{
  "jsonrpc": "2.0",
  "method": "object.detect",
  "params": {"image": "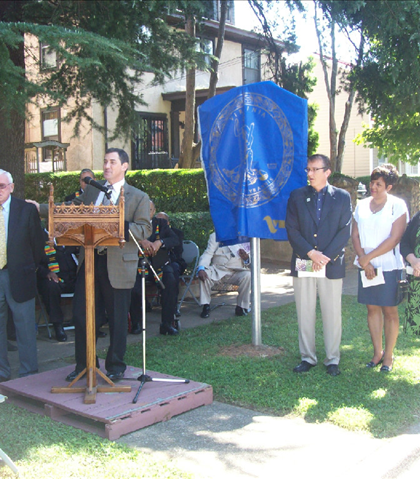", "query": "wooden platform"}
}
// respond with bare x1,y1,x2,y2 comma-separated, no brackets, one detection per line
0,362,213,440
